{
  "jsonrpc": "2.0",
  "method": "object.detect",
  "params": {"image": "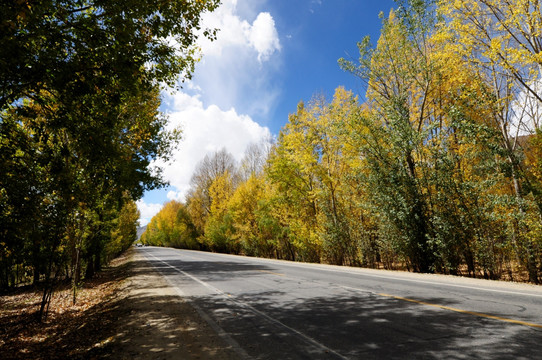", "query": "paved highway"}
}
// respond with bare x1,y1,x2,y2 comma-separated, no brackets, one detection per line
139,246,542,359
